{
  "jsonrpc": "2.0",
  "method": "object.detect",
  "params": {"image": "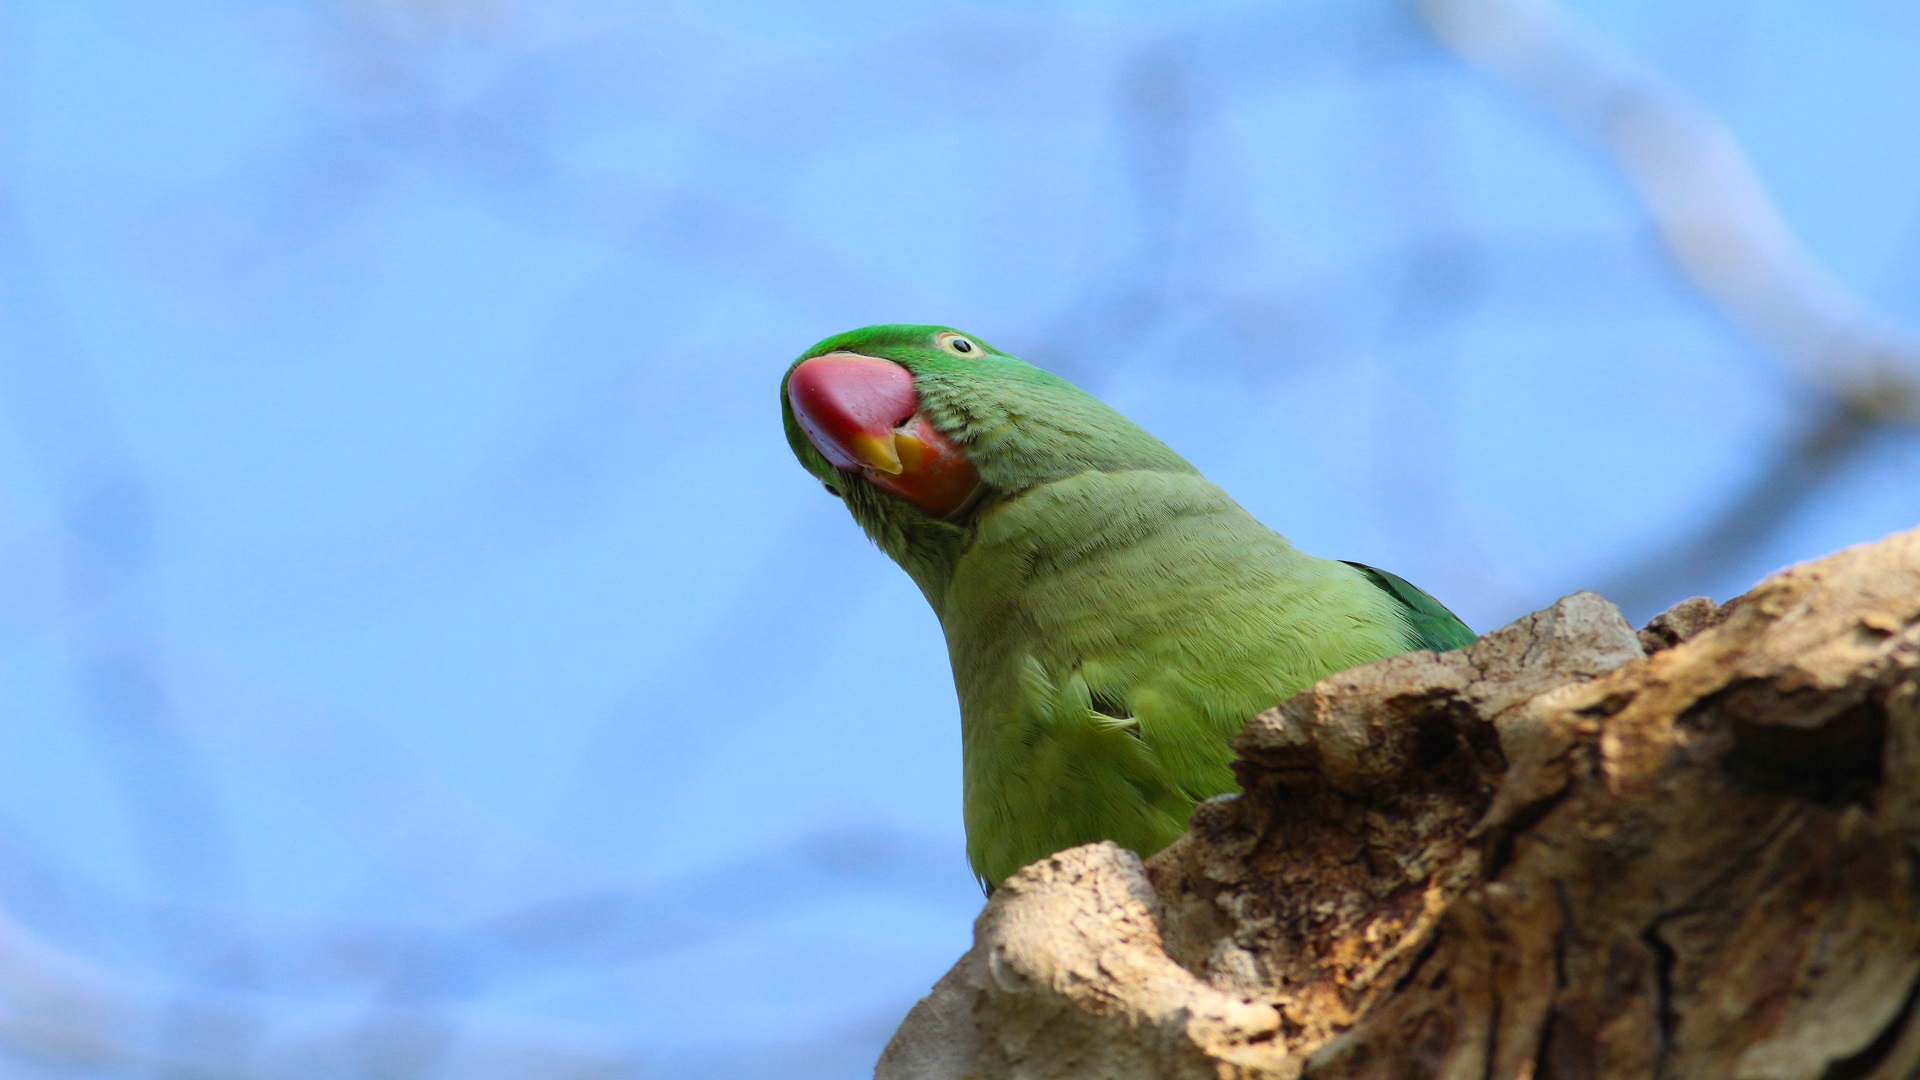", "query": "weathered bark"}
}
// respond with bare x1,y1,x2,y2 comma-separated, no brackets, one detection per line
878,527,1920,1080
